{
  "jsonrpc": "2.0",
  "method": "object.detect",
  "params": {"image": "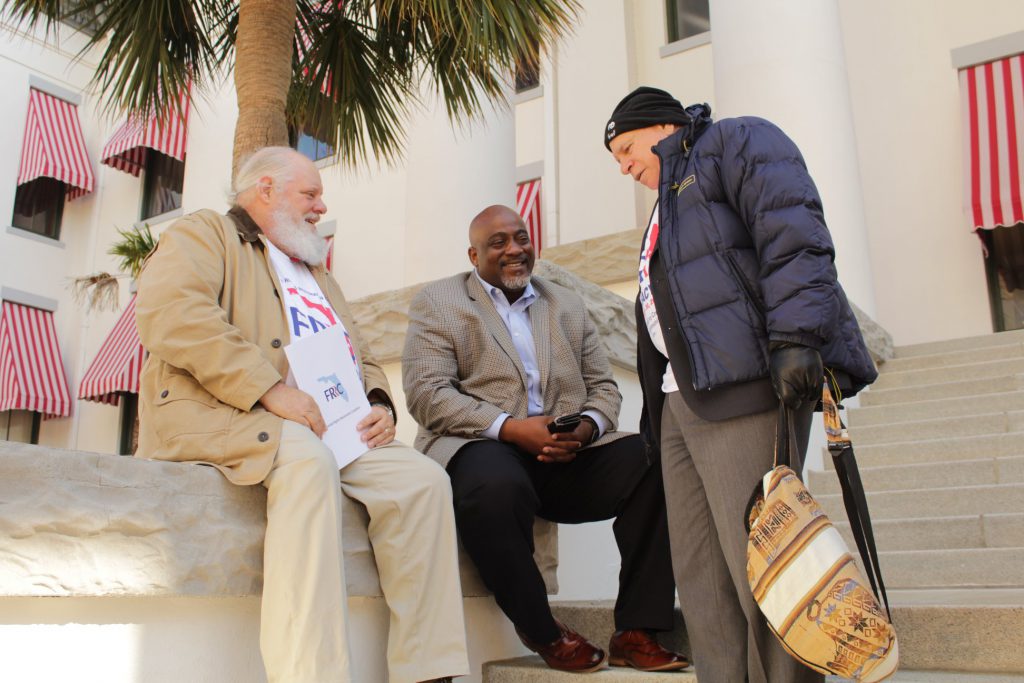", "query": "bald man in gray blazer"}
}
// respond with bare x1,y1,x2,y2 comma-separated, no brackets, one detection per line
402,205,688,675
